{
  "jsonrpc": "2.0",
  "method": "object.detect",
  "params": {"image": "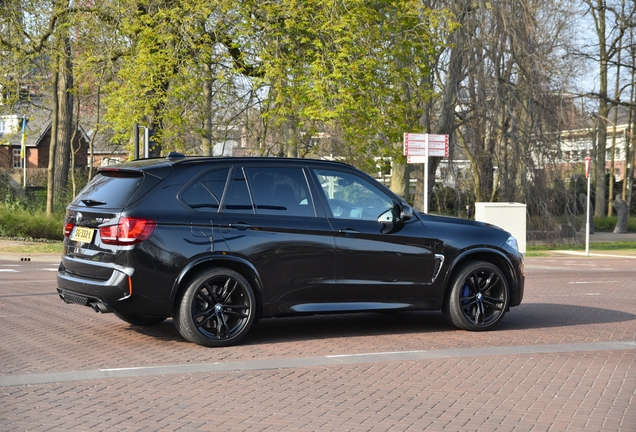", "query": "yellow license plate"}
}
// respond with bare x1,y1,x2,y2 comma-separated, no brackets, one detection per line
71,226,95,243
